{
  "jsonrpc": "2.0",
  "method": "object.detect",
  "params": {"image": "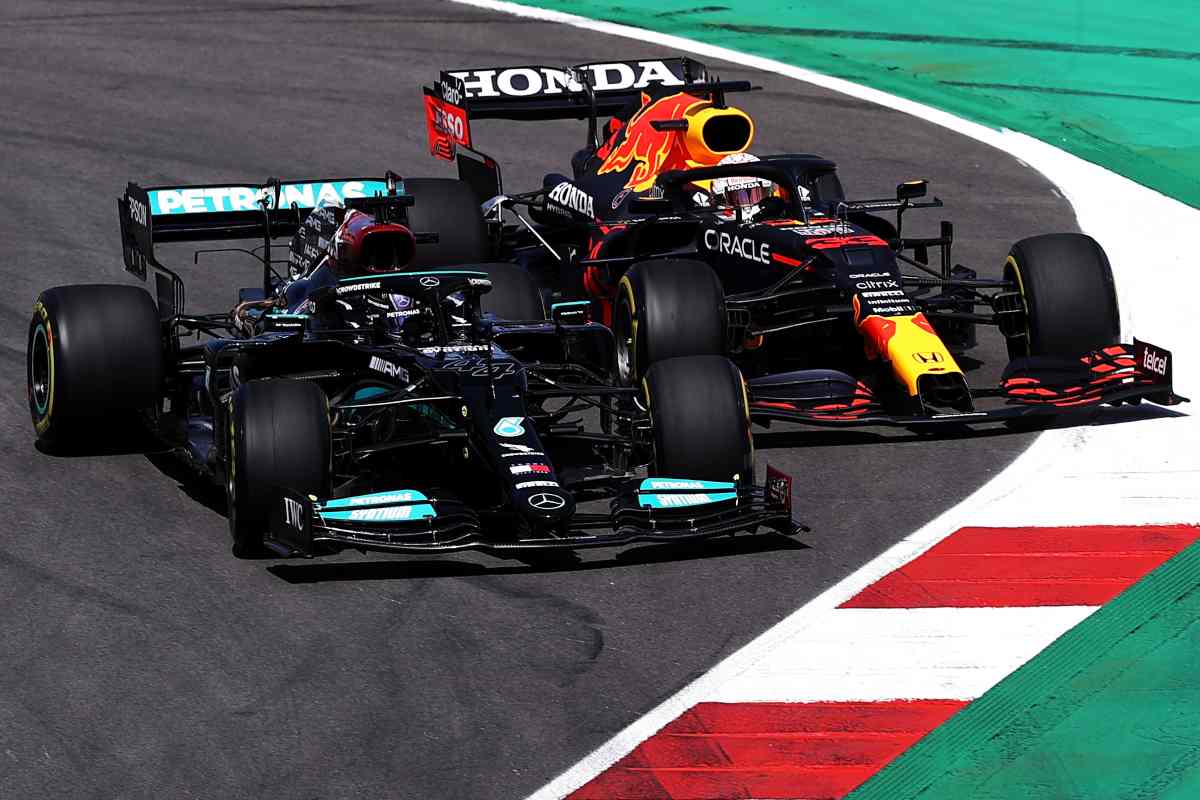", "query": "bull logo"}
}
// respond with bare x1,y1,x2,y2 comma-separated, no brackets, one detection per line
597,92,753,192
